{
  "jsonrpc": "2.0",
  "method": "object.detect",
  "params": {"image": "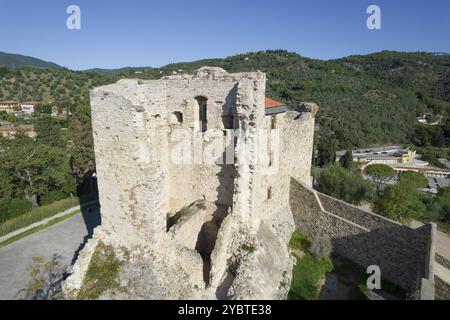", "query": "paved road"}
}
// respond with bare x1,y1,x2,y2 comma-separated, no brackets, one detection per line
0,209,100,300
